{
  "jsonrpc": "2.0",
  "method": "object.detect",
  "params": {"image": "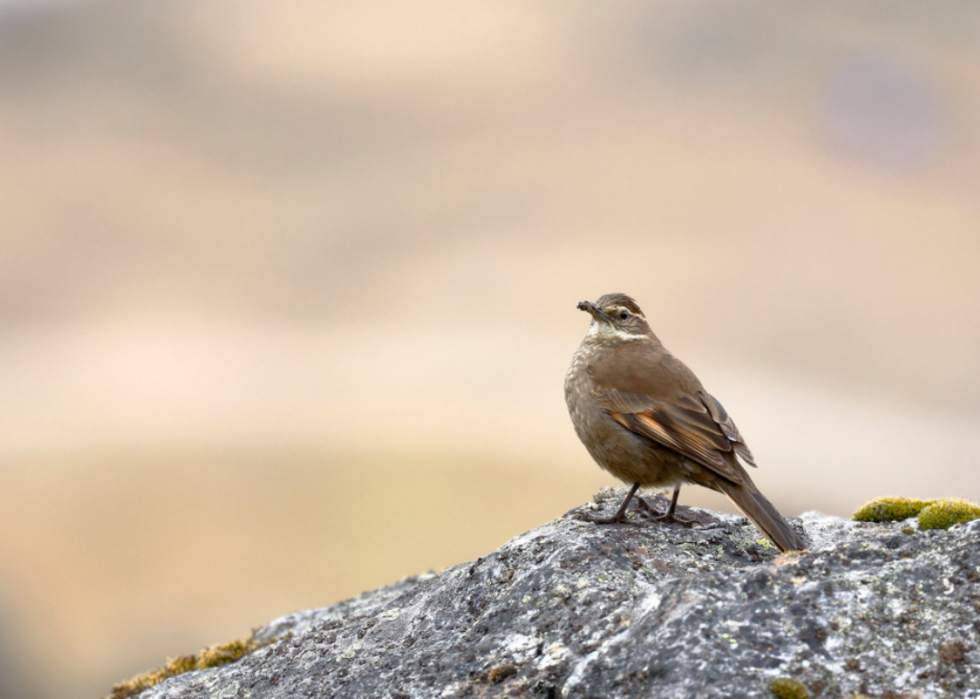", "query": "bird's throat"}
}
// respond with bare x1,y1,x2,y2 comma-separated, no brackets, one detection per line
587,321,647,343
